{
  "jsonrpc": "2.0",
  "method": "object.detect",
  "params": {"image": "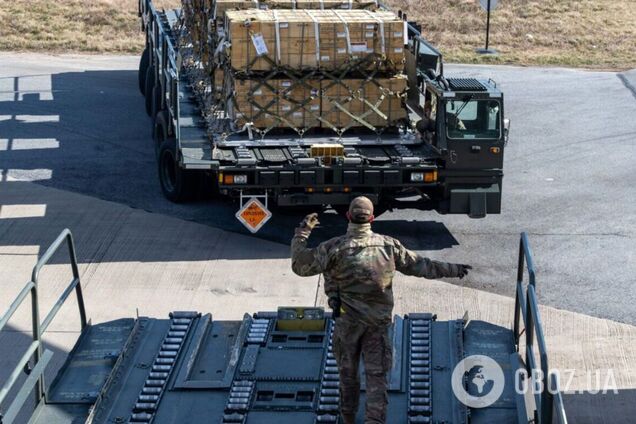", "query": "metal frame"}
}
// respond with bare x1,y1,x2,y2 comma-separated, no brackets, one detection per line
0,229,87,424
513,232,568,424
140,0,181,146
